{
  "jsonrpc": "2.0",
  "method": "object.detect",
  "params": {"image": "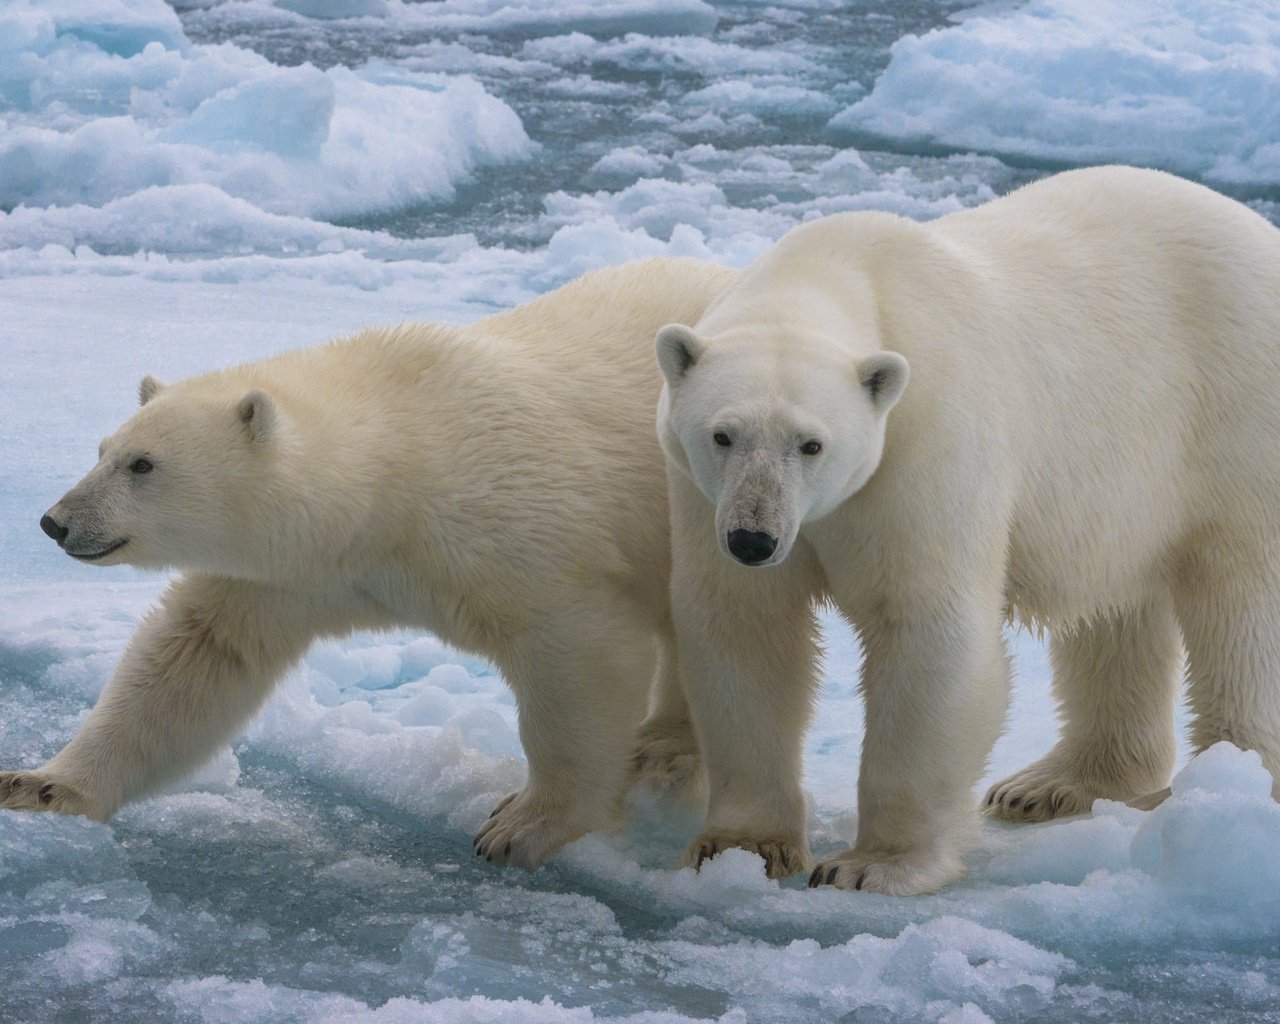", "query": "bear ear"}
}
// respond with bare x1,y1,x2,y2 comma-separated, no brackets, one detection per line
237,389,276,443
856,352,909,412
139,375,166,406
655,324,704,385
